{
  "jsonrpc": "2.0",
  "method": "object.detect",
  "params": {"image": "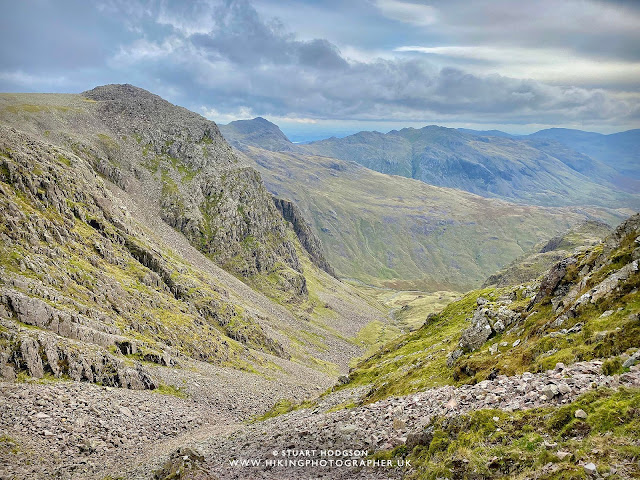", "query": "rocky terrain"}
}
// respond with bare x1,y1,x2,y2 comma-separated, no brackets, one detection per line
0,86,638,480
119,213,638,480
0,86,389,478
